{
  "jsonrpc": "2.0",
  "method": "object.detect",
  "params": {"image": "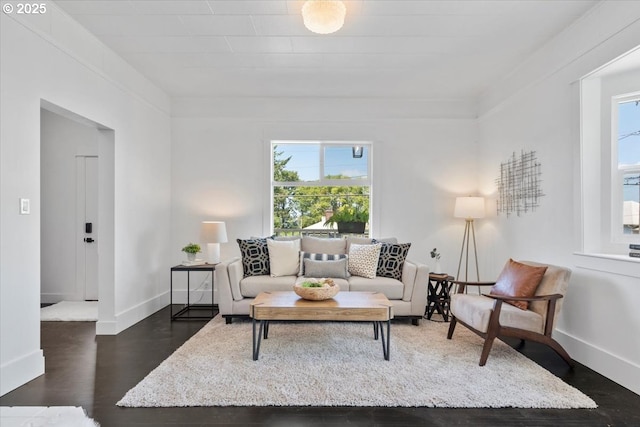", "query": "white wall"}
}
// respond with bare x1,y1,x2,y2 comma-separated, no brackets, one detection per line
170,98,479,289
1,5,172,395
40,109,99,303
477,2,640,394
